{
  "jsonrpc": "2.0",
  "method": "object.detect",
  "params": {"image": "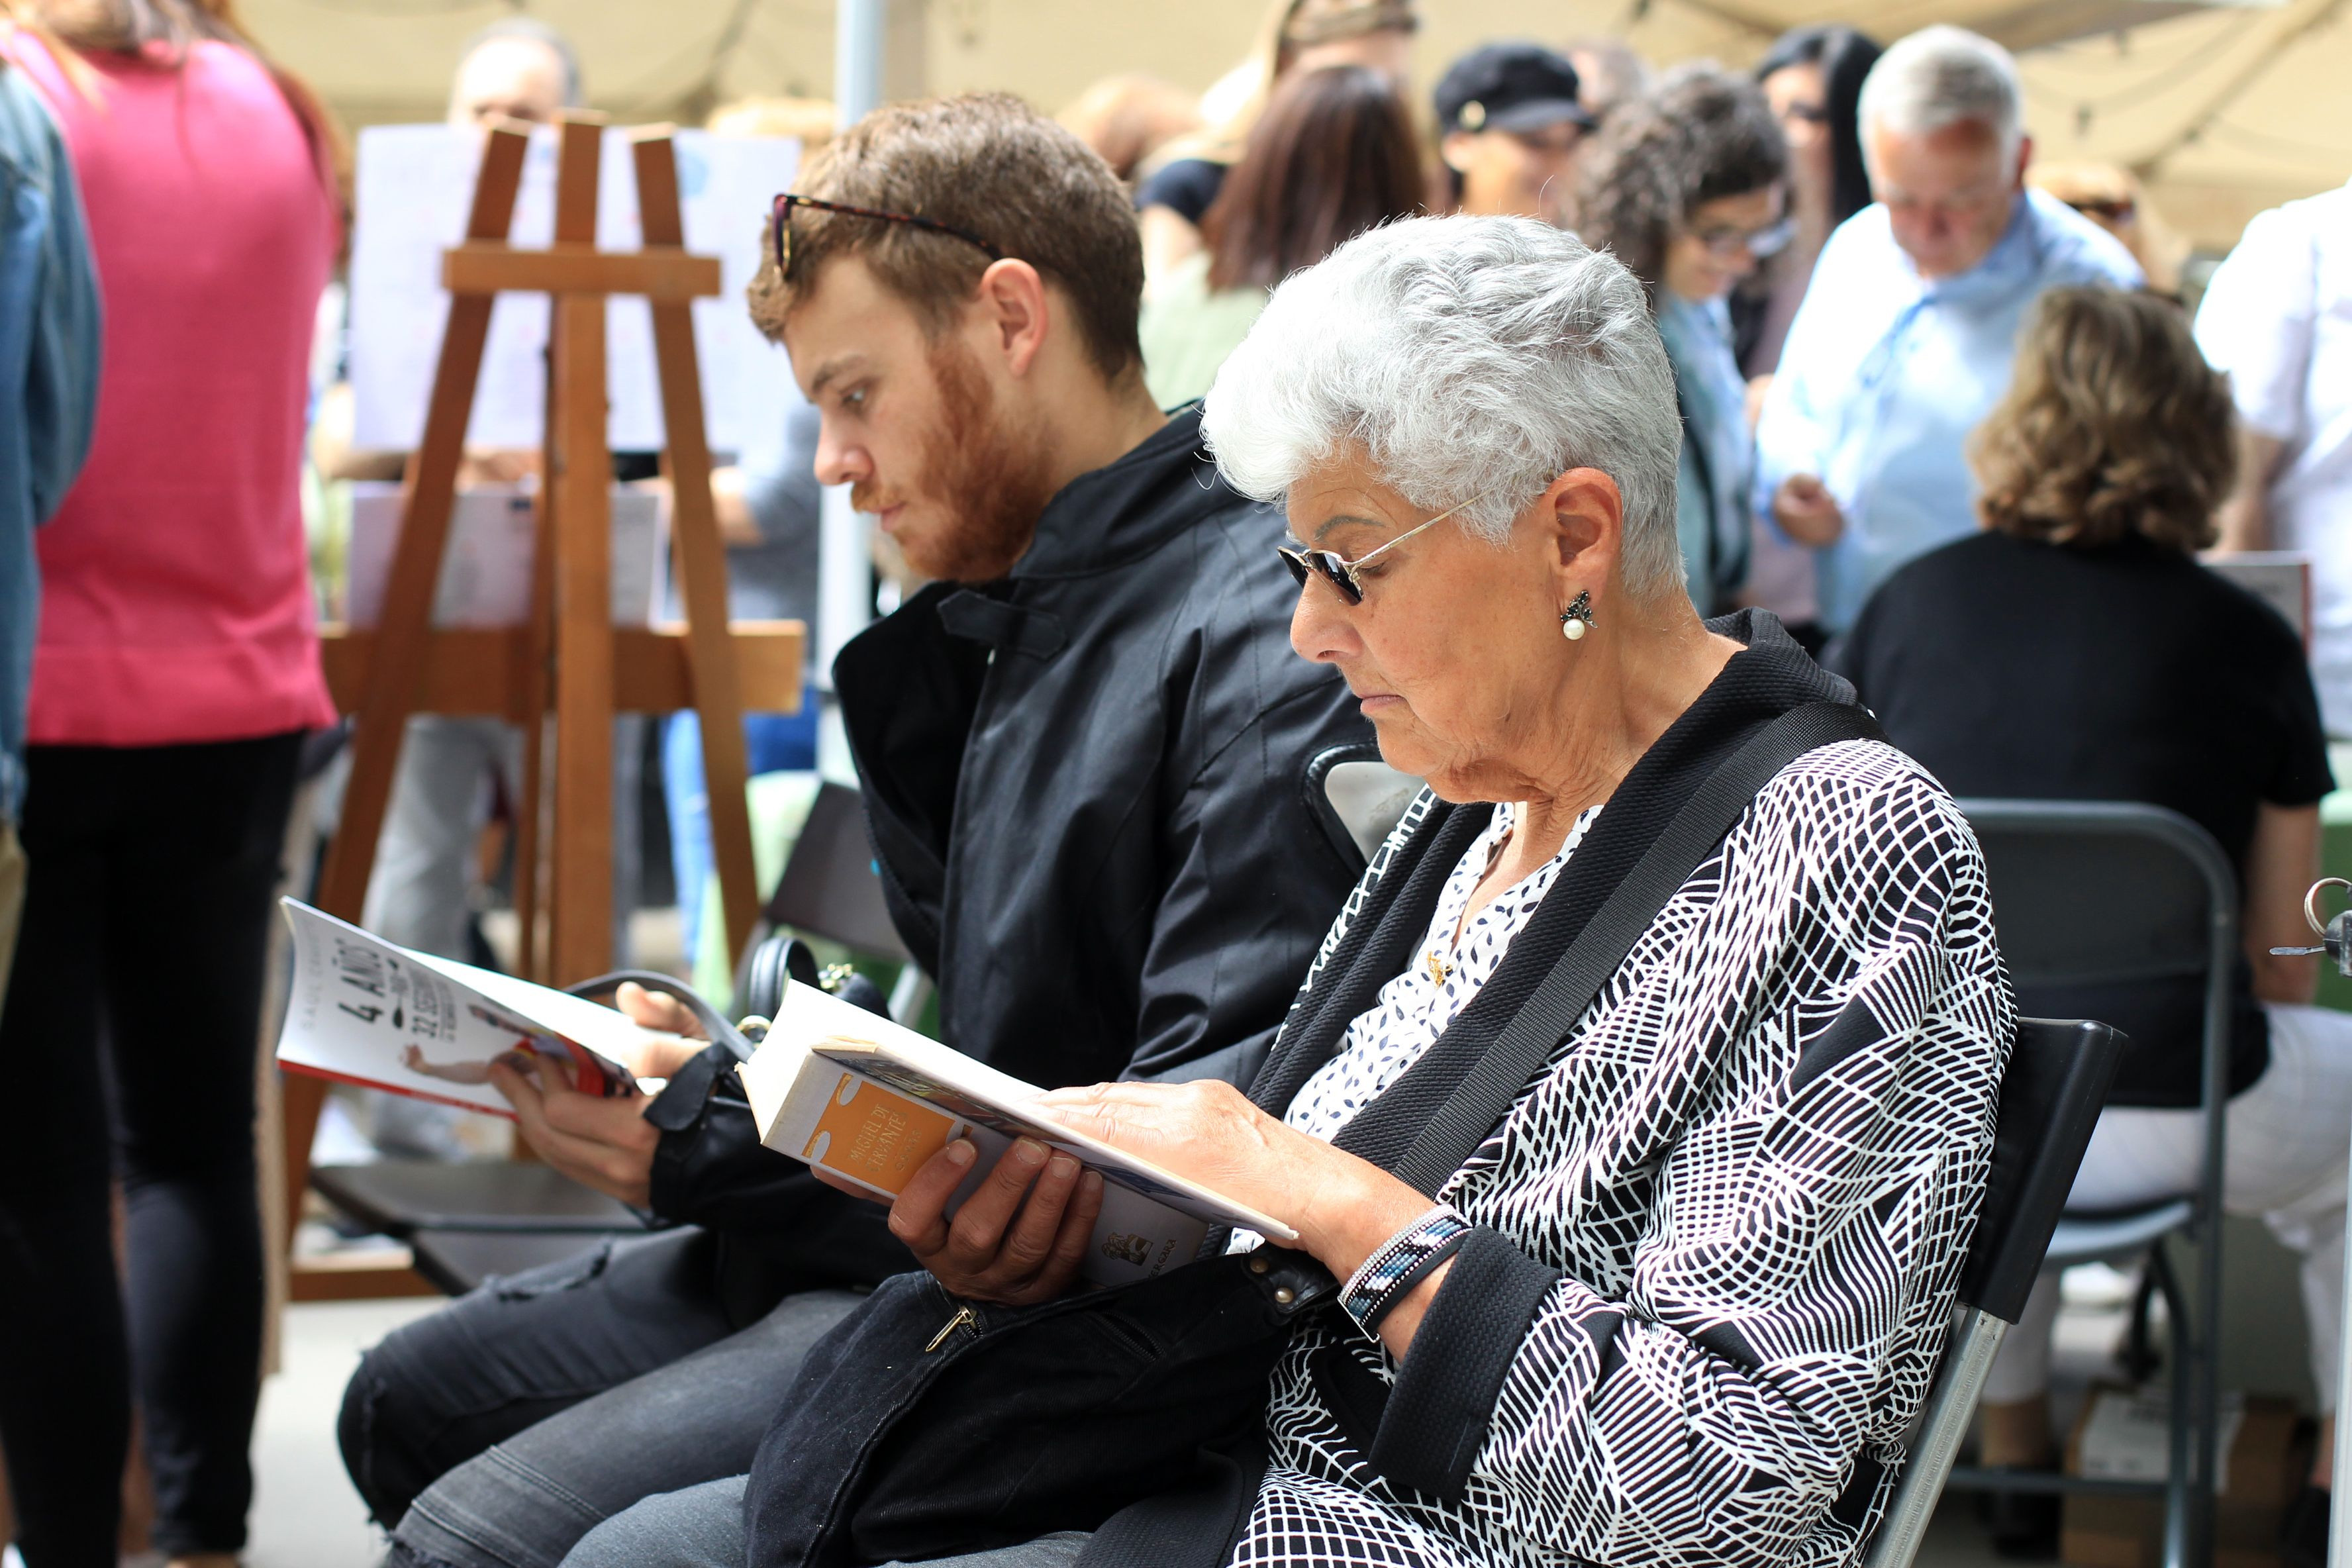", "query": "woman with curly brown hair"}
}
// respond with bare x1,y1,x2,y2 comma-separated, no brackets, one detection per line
1575,64,1787,614
1837,285,2350,1562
